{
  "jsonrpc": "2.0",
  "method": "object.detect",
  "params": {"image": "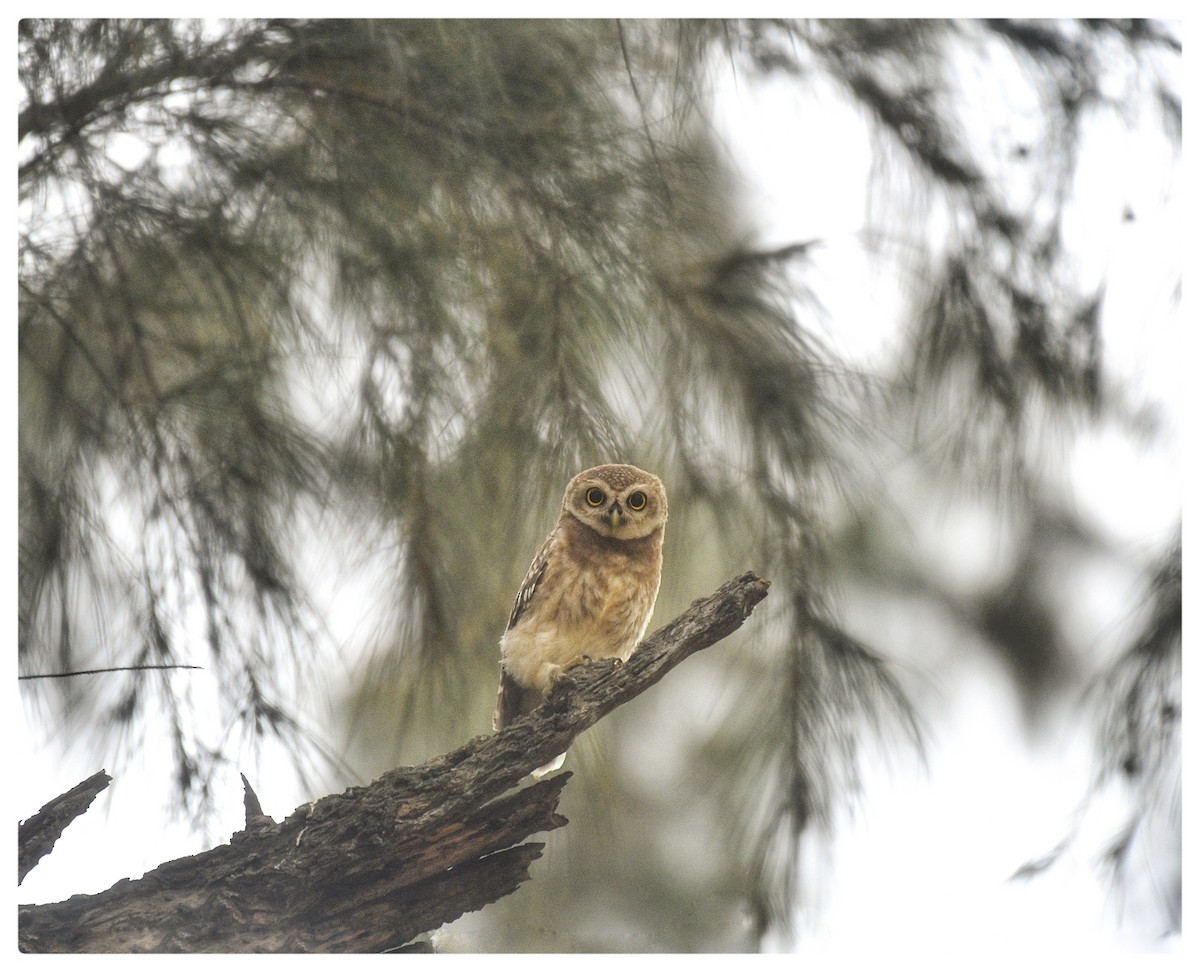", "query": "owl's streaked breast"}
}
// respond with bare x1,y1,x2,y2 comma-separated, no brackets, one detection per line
499,515,662,696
